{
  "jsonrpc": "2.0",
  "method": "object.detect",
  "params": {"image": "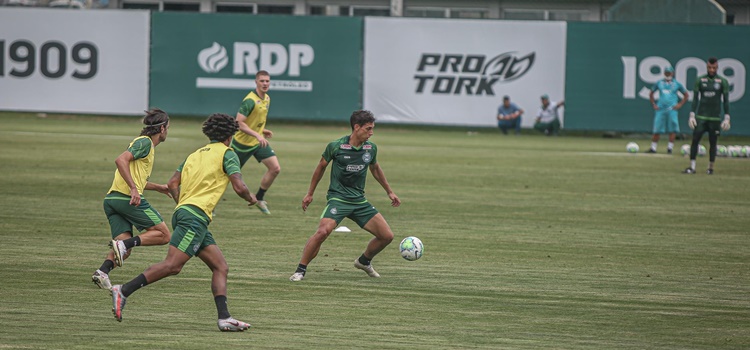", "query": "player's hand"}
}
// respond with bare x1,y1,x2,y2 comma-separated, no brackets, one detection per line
301,194,314,212
652,104,659,110
388,192,401,207
262,129,273,138
156,184,173,199
246,193,258,207
129,187,141,206
688,113,697,129
721,114,731,131
256,136,269,148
